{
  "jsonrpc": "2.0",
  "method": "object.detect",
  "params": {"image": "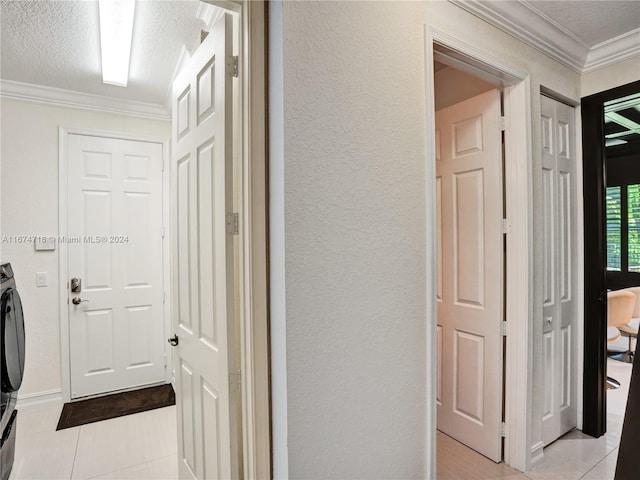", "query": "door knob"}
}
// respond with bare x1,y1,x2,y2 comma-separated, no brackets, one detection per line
168,334,179,346
72,297,88,305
